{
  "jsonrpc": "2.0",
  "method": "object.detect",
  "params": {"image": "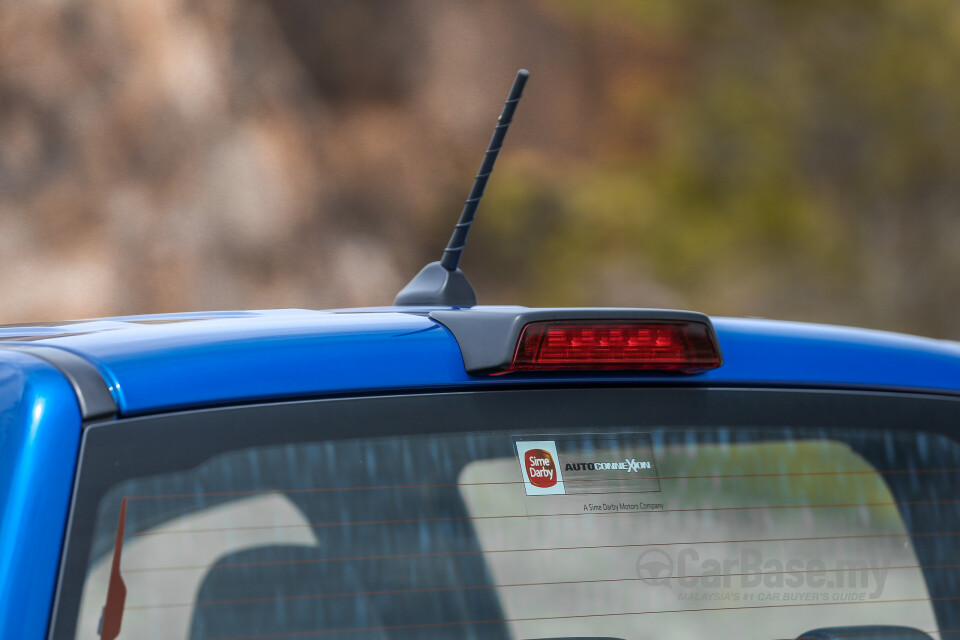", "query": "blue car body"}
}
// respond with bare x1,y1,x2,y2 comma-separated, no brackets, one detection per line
2,306,960,639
